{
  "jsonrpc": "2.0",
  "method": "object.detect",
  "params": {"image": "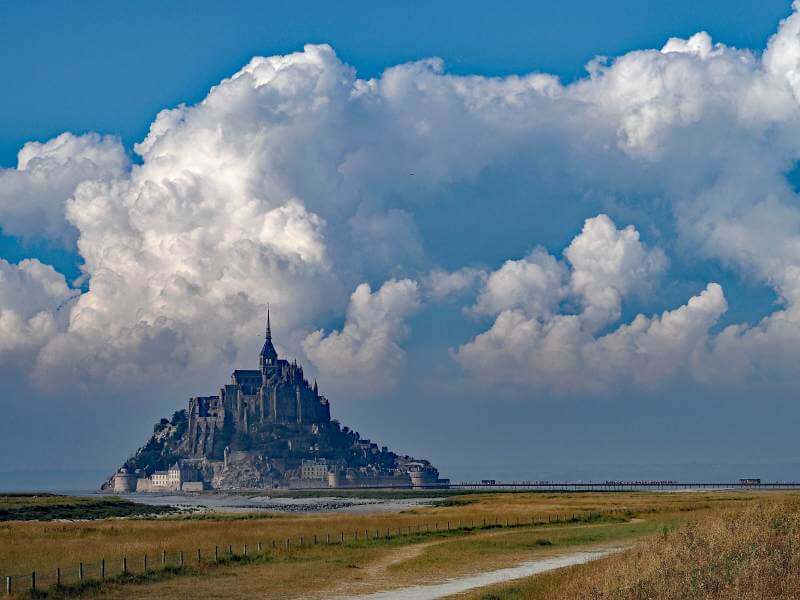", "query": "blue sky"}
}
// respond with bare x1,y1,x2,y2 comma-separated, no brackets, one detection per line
4,1,800,486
